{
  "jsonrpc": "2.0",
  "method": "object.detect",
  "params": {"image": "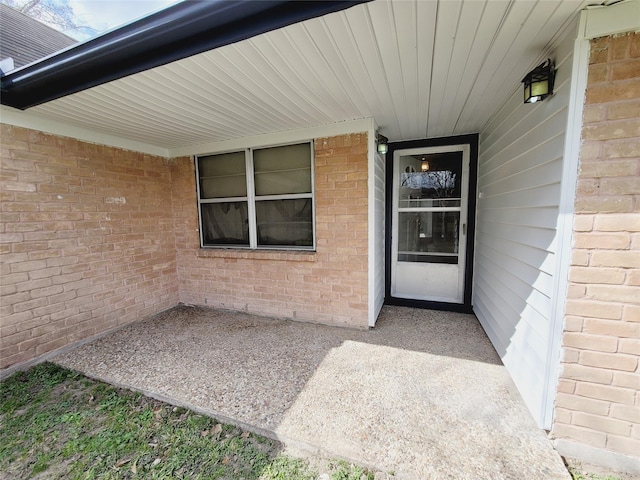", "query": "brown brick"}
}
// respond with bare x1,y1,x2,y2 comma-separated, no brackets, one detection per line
583,103,607,123
552,423,607,449
607,101,640,120
586,284,640,303
575,383,635,405
564,316,584,332
572,412,631,436
590,37,609,65
618,338,640,356
579,350,638,372
624,304,640,322
606,435,640,457
555,392,610,416
579,158,638,177
591,250,640,268
569,267,625,285
584,318,640,337
579,142,601,161
557,378,576,394
610,59,640,80
573,215,594,232
567,285,587,299
599,177,640,196
574,195,634,214
611,404,640,423
628,270,640,286
561,363,613,384
554,407,573,425
631,32,640,58
610,34,631,60
587,65,608,85
602,142,640,159
571,250,590,266
612,371,640,389
563,332,620,353
565,300,622,320
573,232,630,250
585,83,640,105
594,214,640,232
